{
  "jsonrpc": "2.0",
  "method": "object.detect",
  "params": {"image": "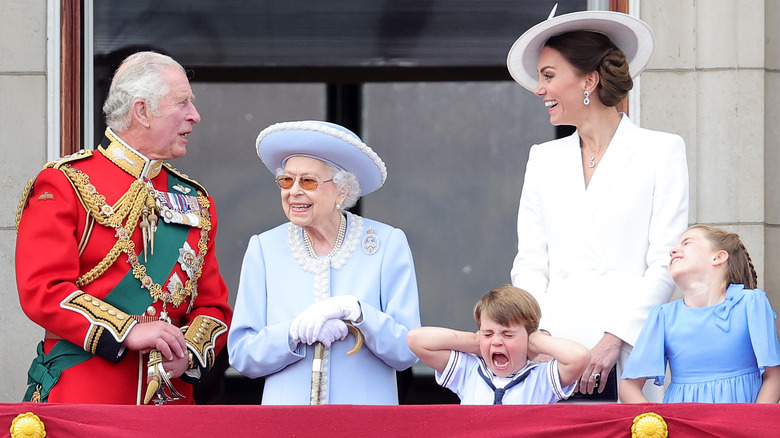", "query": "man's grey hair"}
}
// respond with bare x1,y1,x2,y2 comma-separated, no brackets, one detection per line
102,51,185,132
